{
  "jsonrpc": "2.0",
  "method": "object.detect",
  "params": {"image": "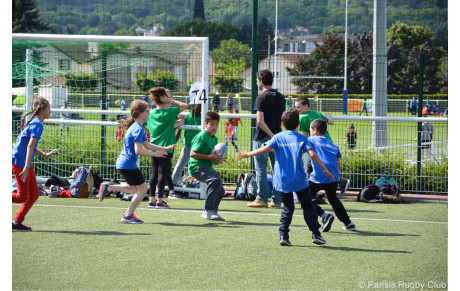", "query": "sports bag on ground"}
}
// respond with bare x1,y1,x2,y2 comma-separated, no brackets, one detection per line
234,173,257,201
